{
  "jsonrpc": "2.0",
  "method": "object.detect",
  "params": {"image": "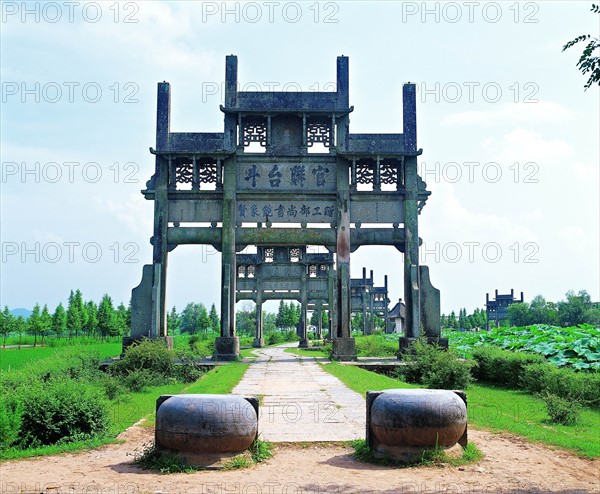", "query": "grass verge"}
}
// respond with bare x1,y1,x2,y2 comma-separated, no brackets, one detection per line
351,439,484,467
285,347,329,358
0,342,122,371
321,362,600,458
